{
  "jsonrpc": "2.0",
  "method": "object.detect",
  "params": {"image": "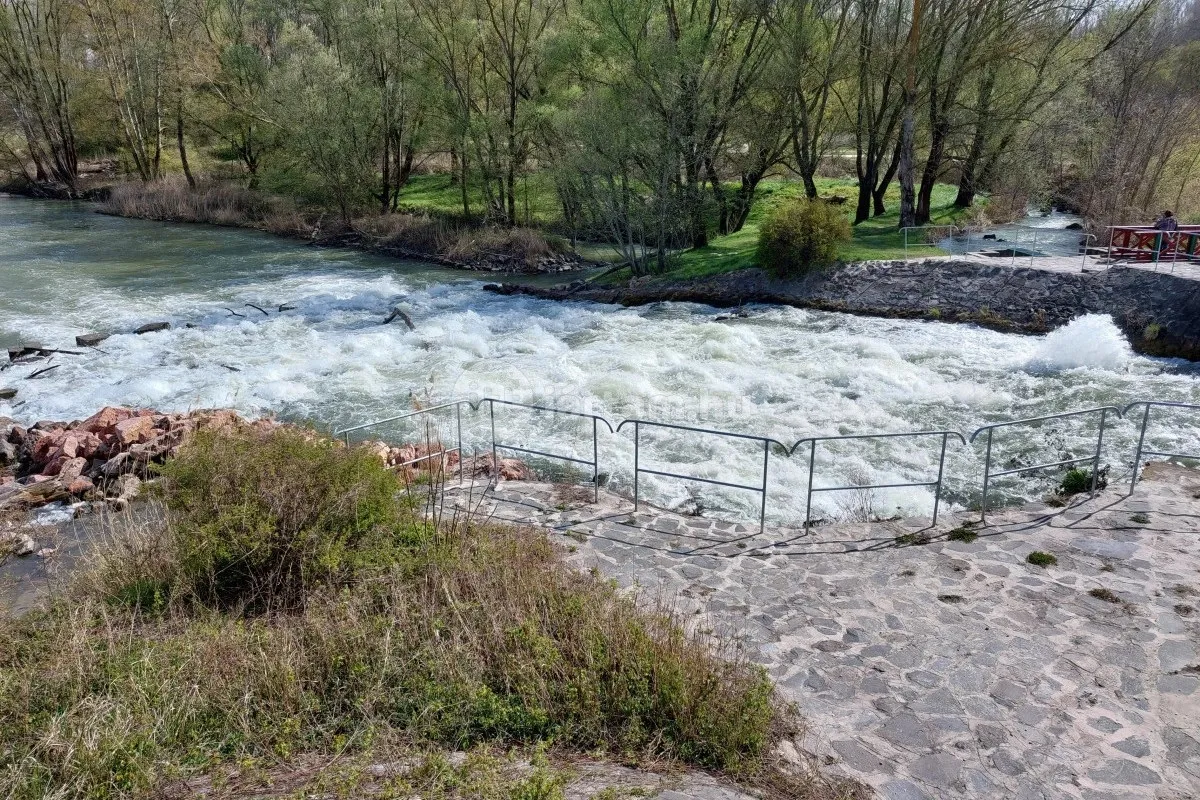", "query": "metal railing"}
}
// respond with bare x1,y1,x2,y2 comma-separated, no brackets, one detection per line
479,398,614,502
337,396,1200,532
616,419,788,534
901,225,958,260
1124,401,1200,492
336,400,467,481
969,407,1122,521
791,431,966,528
